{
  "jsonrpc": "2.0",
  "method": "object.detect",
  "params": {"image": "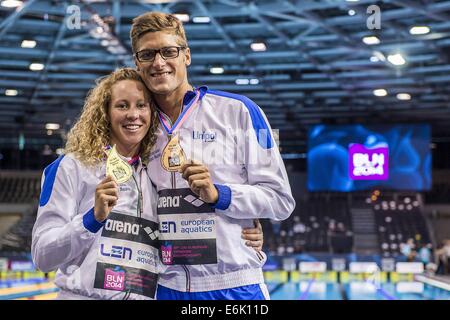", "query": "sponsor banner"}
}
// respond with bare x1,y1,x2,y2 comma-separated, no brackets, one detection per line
349,262,379,273
94,262,157,299
97,238,159,273
396,262,424,274
299,262,327,273
282,258,296,271
0,258,8,271
160,239,217,265
381,258,396,272
396,281,424,293
331,258,346,272
349,282,376,293
10,260,35,271
158,213,216,241
157,188,214,214
101,212,159,248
